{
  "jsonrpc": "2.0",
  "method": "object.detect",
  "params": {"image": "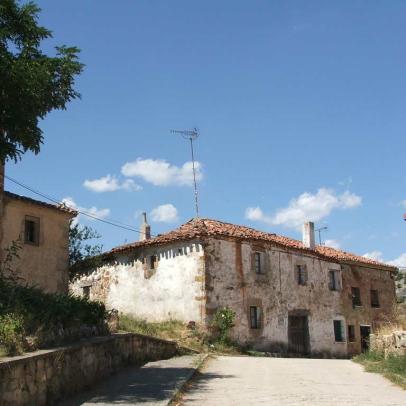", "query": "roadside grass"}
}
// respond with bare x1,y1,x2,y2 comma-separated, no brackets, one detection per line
353,351,406,389
119,314,243,355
